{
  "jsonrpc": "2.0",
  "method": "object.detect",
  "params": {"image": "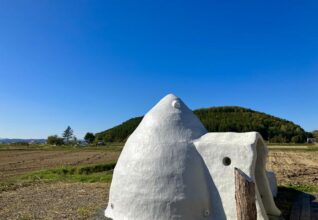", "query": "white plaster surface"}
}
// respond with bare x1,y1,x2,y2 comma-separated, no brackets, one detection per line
105,94,281,220
266,171,278,197
194,132,281,220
